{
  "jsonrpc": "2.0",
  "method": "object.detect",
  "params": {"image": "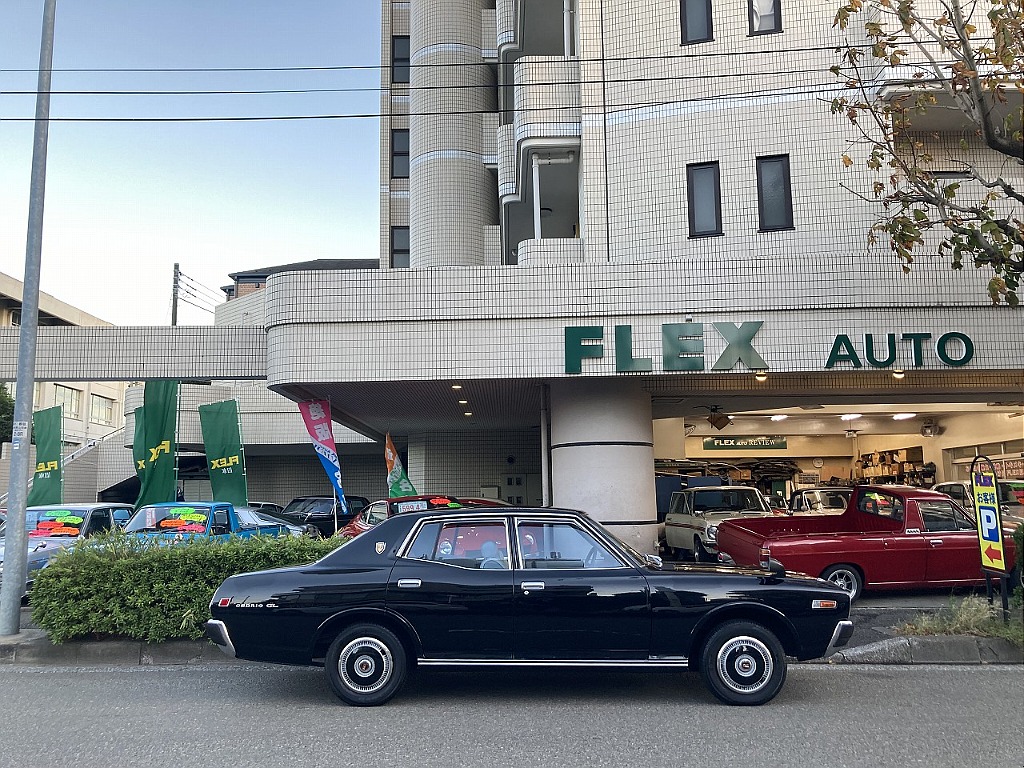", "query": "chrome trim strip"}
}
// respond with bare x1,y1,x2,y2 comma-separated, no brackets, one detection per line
417,657,689,668
205,619,237,658
823,620,854,657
